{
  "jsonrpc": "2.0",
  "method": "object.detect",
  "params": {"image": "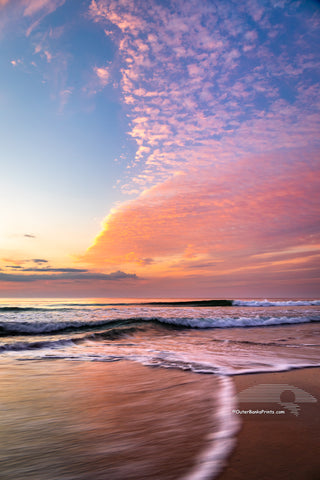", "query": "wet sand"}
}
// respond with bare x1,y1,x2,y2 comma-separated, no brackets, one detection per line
218,367,320,480
1,359,319,480
0,358,225,480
